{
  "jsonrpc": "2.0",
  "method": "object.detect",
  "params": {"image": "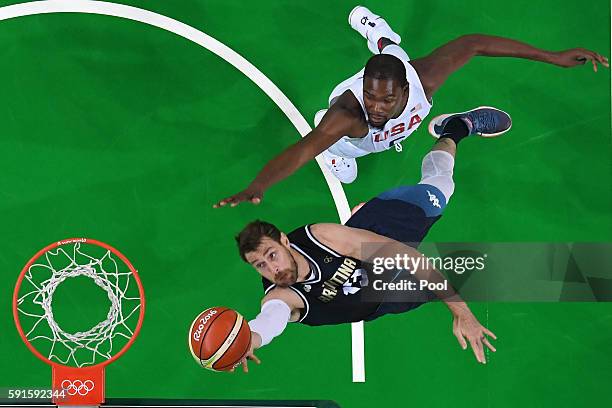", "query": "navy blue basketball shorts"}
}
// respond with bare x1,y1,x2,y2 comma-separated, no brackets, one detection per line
345,183,447,321
345,183,447,245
